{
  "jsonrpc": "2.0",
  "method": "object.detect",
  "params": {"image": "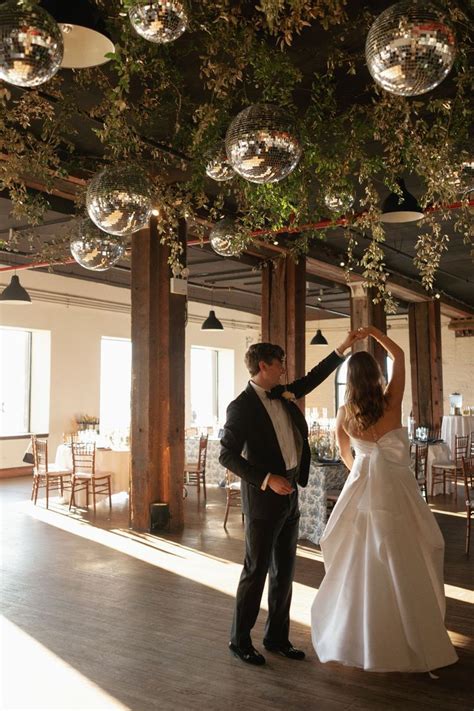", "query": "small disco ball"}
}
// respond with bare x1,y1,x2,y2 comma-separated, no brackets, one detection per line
0,1,63,87
324,190,354,213
129,1,187,44
70,220,125,271
209,218,242,258
365,1,456,96
205,142,234,182
86,165,153,236
225,104,302,184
